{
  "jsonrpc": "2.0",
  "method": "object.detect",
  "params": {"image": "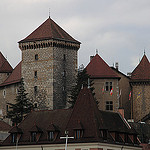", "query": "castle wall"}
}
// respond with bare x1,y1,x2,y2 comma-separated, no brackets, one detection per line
53,47,77,109
21,42,54,109
20,40,79,110
132,84,150,122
